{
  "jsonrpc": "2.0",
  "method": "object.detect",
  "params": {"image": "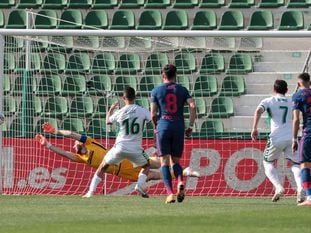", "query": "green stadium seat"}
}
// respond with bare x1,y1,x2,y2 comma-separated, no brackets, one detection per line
228,0,254,8
3,74,11,95
33,96,43,116
193,76,218,97
0,0,15,8
258,0,284,7
67,96,94,118
42,0,67,9
34,10,58,29
184,97,207,117
62,75,86,96
87,118,109,138
5,36,24,51
34,117,58,135
128,37,153,49
287,0,310,7
48,36,74,53
74,36,100,50
31,36,49,52
239,37,263,50
91,53,115,74
84,10,108,29
12,75,37,96
191,10,217,30
6,10,27,29
119,0,145,8
173,0,199,8
67,0,92,8
200,120,224,136
174,53,196,74
0,10,4,28
137,10,162,30
36,75,62,96
200,53,225,74
163,10,188,30
87,75,112,95
92,0,118,8
139,76,162,96
226,53,253,74
199,0,225,8
4,53,16,73
16,53,41,73
248,10,273,30
144,53,169,74
92,96,120,118
102,37,126,49
110,10,135,30
4,96,16,116
17,0,42,8
42,53,66,74
220,76,246,96
42,96,68,118
115,53,141,75
176,75,190,90
278,11,304,30
208,97,234,118
218,10,244,30
114,76,137,95
135,98,150,109
144,0,170,8
65,53,91,74
58,10,83,29
60,118,85,133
